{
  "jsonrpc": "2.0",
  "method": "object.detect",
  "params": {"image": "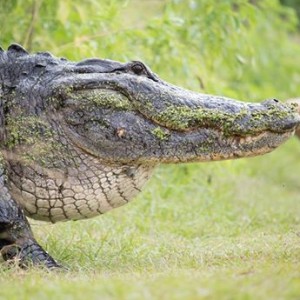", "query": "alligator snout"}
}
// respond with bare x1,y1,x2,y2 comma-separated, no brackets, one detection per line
132,83,300,136
260,98,300,132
